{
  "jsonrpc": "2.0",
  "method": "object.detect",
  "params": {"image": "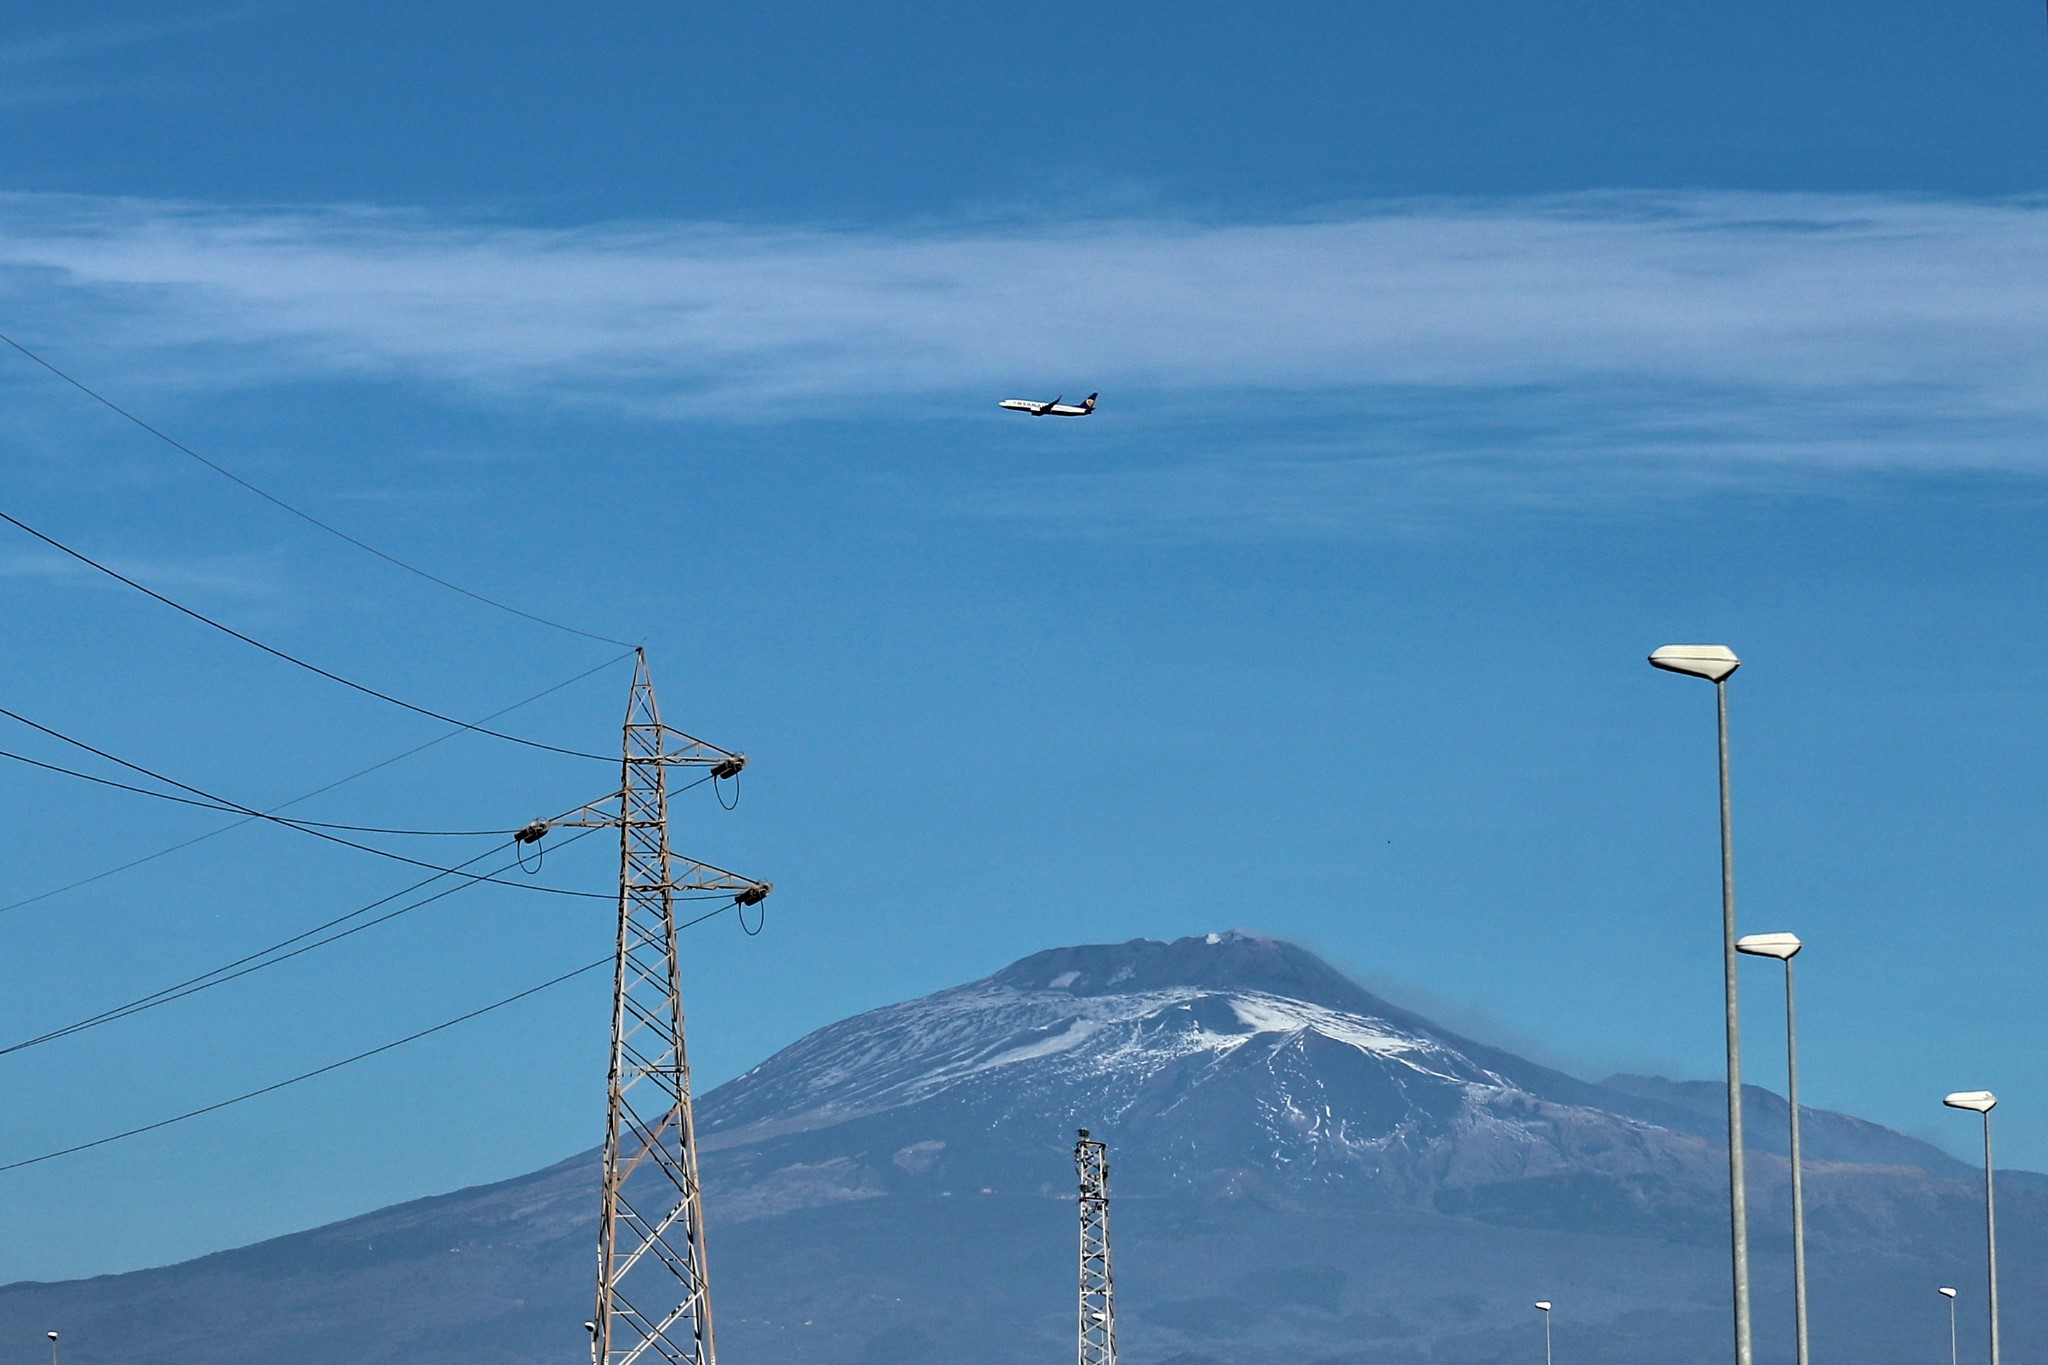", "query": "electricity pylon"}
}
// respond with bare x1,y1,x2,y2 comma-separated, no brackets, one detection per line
1076,1130,1117,1365
552,650,769,1365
